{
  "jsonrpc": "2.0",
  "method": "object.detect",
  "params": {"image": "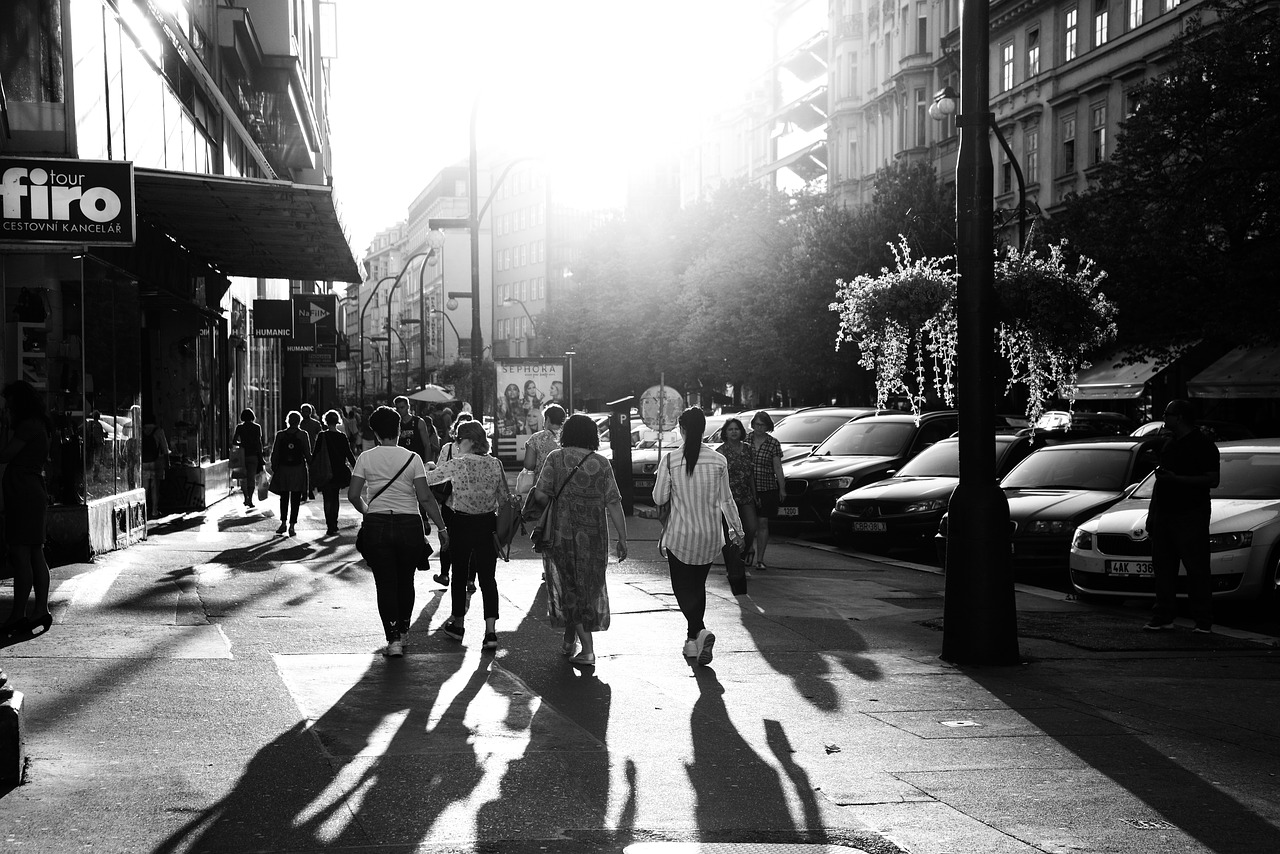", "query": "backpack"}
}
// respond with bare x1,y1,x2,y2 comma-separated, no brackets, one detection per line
279,433,305,466
141,430,159,463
